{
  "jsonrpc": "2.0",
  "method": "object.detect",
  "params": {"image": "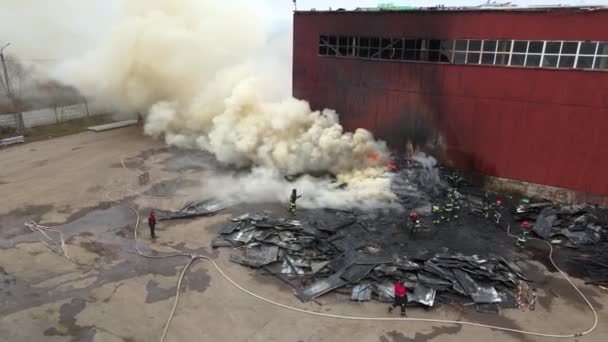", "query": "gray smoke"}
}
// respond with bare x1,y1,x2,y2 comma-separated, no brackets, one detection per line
2,0,396,208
